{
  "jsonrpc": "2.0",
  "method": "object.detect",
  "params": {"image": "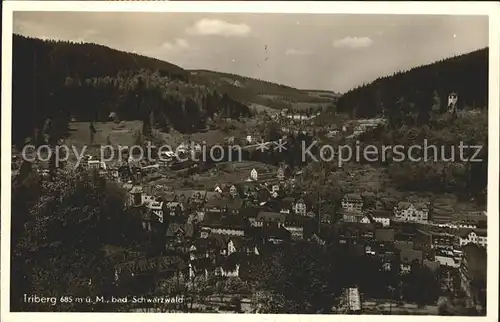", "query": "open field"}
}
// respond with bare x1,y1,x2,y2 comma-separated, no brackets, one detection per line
190,161,278,189
289,101,326,111
303,90,342,100
65,121,143,148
